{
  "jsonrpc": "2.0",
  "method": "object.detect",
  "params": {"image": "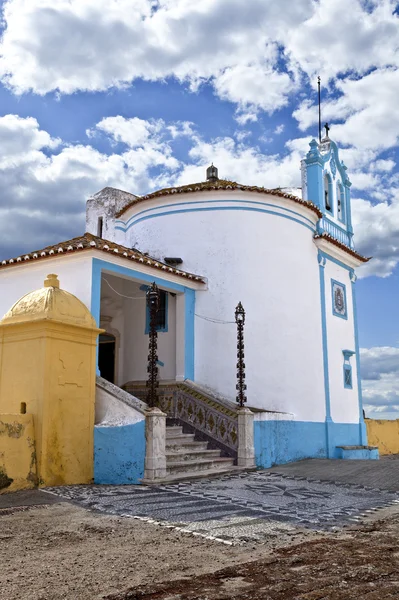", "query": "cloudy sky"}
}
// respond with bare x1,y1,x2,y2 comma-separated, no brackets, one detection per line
0,0,398,417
